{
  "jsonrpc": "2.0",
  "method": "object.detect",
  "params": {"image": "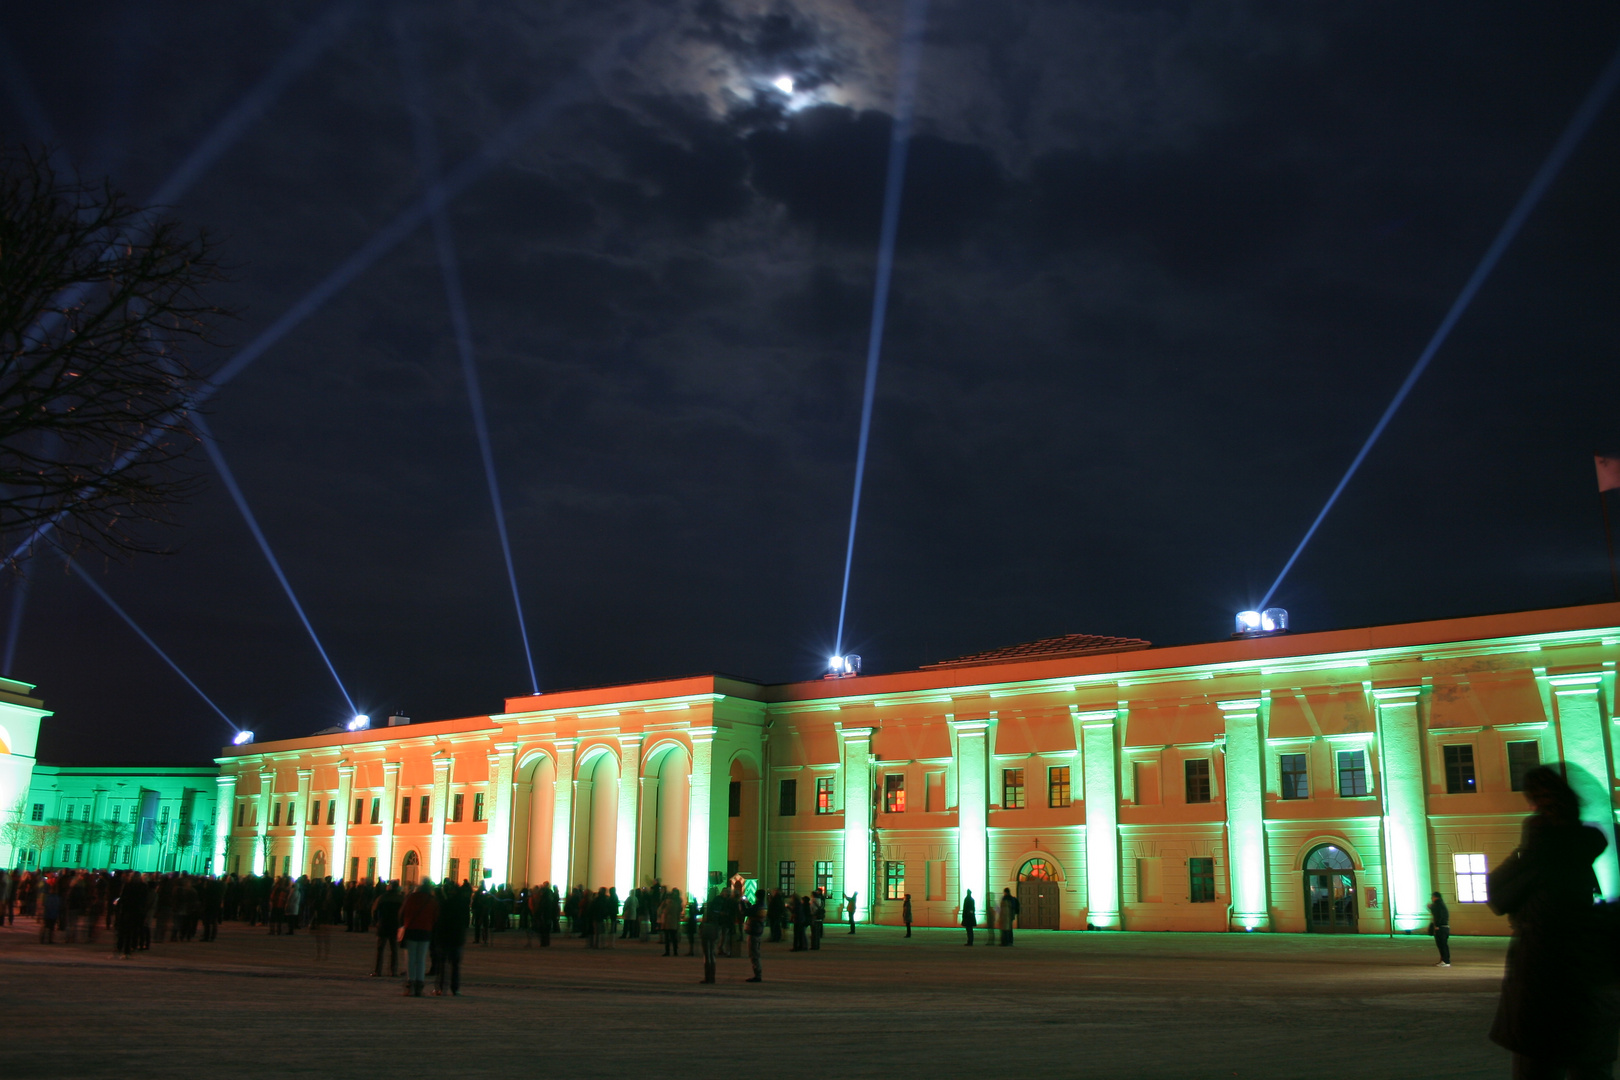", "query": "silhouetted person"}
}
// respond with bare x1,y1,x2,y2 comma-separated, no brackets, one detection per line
1000,888,1018,946
398,881,438,997
434,881,469,996
745,896,764,982
371,882,402,977
1428,891,1451,967
962,890,976,945
903,893,913,938
1489,765,1618,1077
844,891,857,934
660,888,683,956
698,896,720,984
791,895,809,951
